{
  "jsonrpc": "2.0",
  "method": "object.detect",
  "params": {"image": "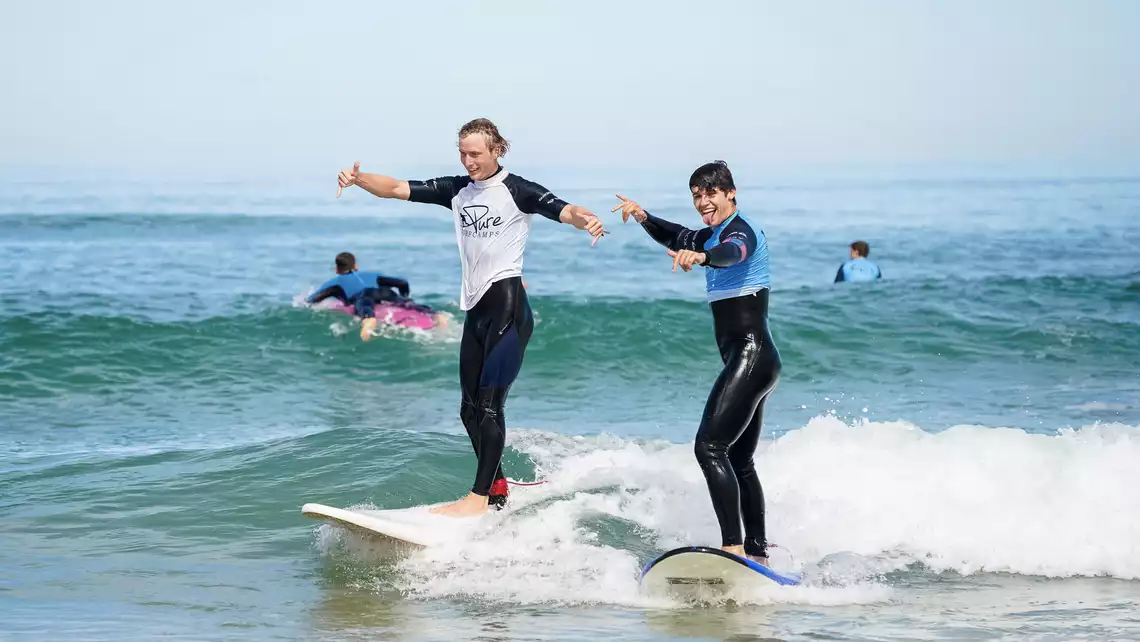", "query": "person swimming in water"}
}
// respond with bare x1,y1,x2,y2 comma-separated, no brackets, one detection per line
834,240,882,283
307,251,427,340
614,161,779,566
335,118,605,517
